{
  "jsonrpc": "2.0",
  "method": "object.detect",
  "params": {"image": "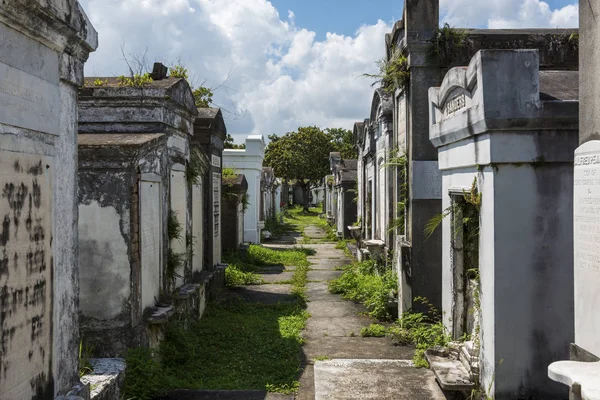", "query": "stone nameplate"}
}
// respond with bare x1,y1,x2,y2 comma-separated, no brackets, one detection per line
213,172,221,238
573,141,600,356
443,93,466,116
0,150,53,398
412,161,442,200
211,154,221,168
0,62,60,135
